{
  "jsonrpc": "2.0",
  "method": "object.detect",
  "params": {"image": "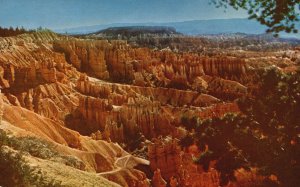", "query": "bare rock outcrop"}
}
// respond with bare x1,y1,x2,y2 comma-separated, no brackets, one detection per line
152,169,167,187
148,137,182,180
54,39,247,92
2,101,150,186
71,93,174,141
